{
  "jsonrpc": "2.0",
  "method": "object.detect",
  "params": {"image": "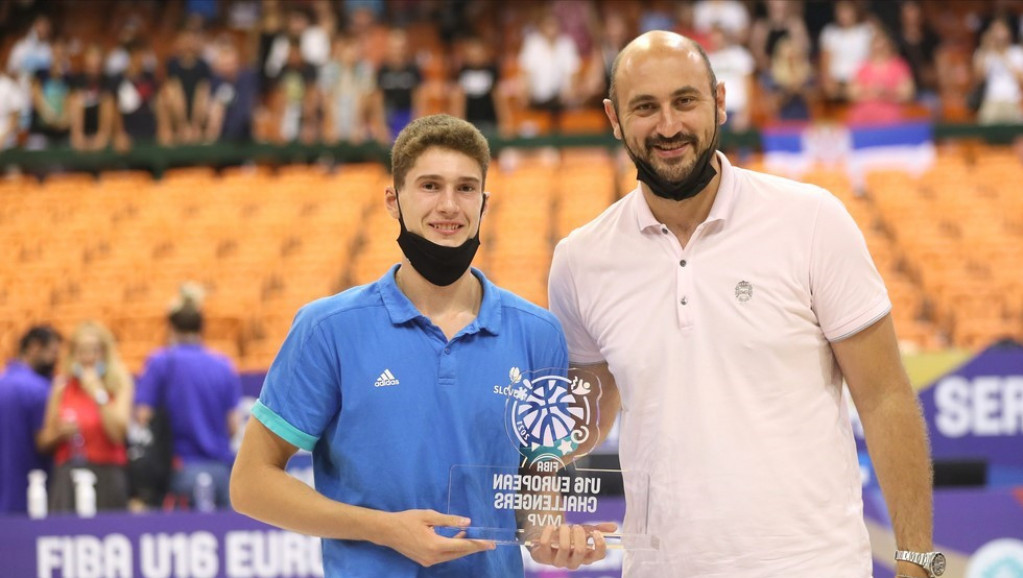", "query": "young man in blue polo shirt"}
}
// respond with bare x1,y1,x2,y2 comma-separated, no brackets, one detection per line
231,115,609,576
0,325,62,514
